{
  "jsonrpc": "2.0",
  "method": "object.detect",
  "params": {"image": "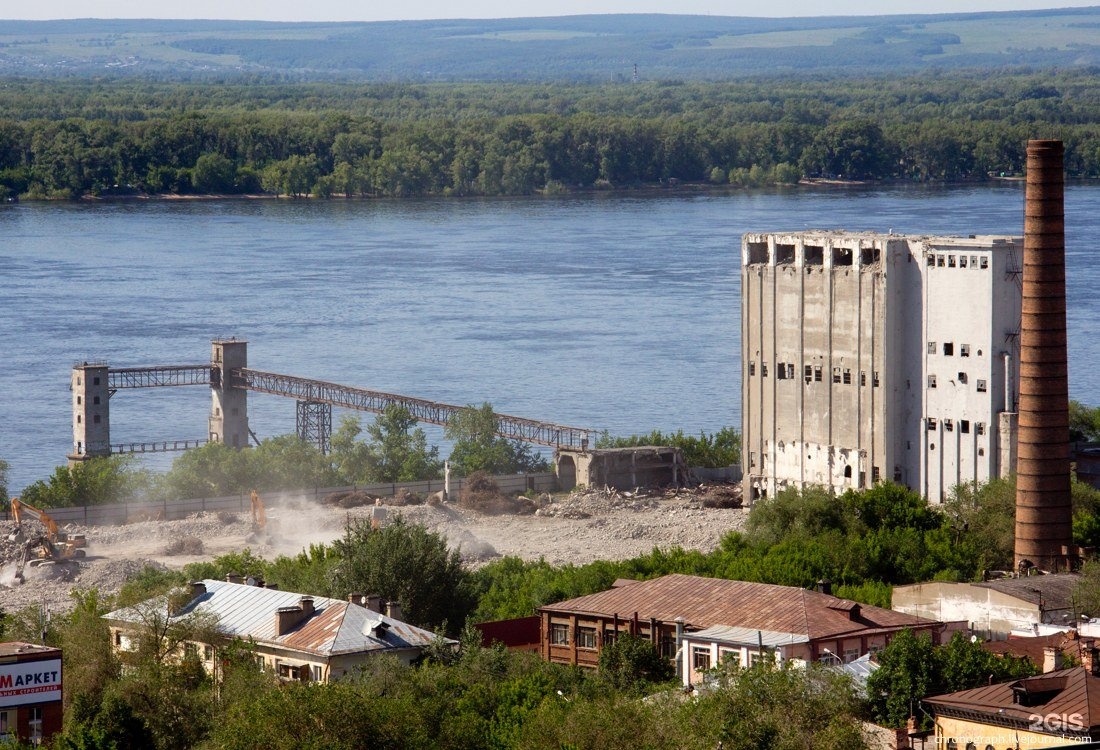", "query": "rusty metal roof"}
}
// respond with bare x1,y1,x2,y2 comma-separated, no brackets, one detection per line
104,580,449,658
539,573,935,640
925,667,1100,732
